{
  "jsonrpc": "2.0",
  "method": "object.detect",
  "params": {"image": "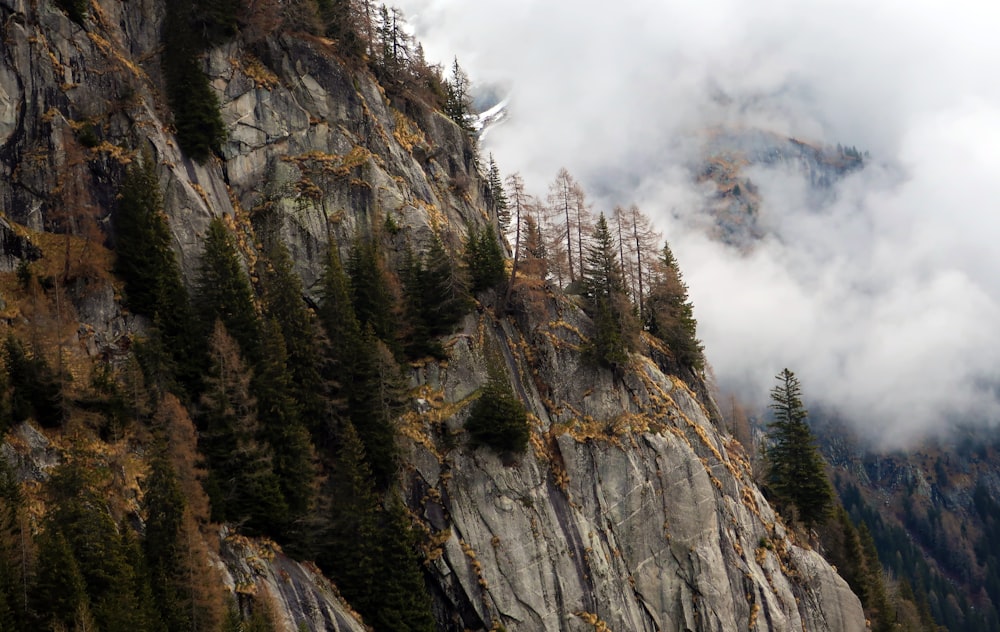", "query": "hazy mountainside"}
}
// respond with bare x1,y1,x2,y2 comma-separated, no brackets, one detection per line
694,128,864,247
0,1,863,630
813,416,1000,631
